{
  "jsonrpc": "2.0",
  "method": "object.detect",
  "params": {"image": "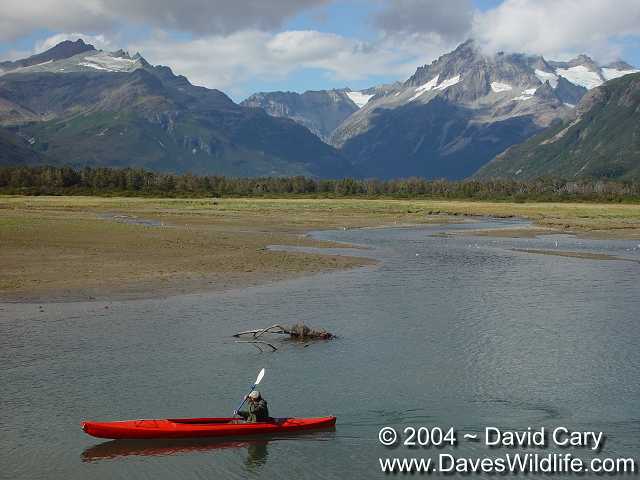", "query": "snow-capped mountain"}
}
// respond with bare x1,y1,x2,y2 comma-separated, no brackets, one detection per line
0,40,352,177
0,39,94,72
328,40,637,179
547,56,638,89
0,40,146,76
2,38,637,180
